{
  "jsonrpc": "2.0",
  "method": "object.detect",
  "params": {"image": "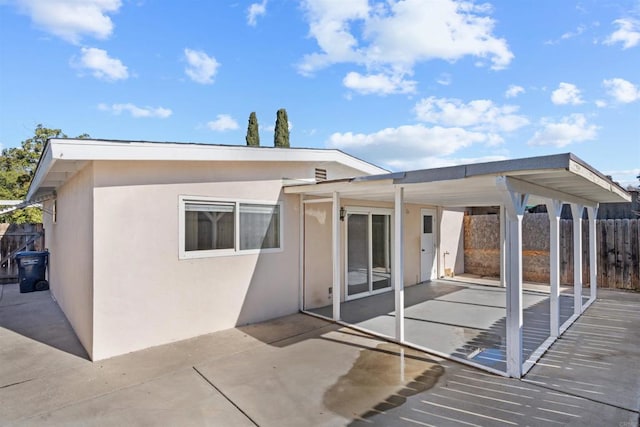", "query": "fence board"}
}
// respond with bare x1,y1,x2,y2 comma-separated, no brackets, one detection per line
633,219,640,289
0,224,44,281
606,220,616,288
464,214,639,291
615,219,624,288
622,219,631,289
